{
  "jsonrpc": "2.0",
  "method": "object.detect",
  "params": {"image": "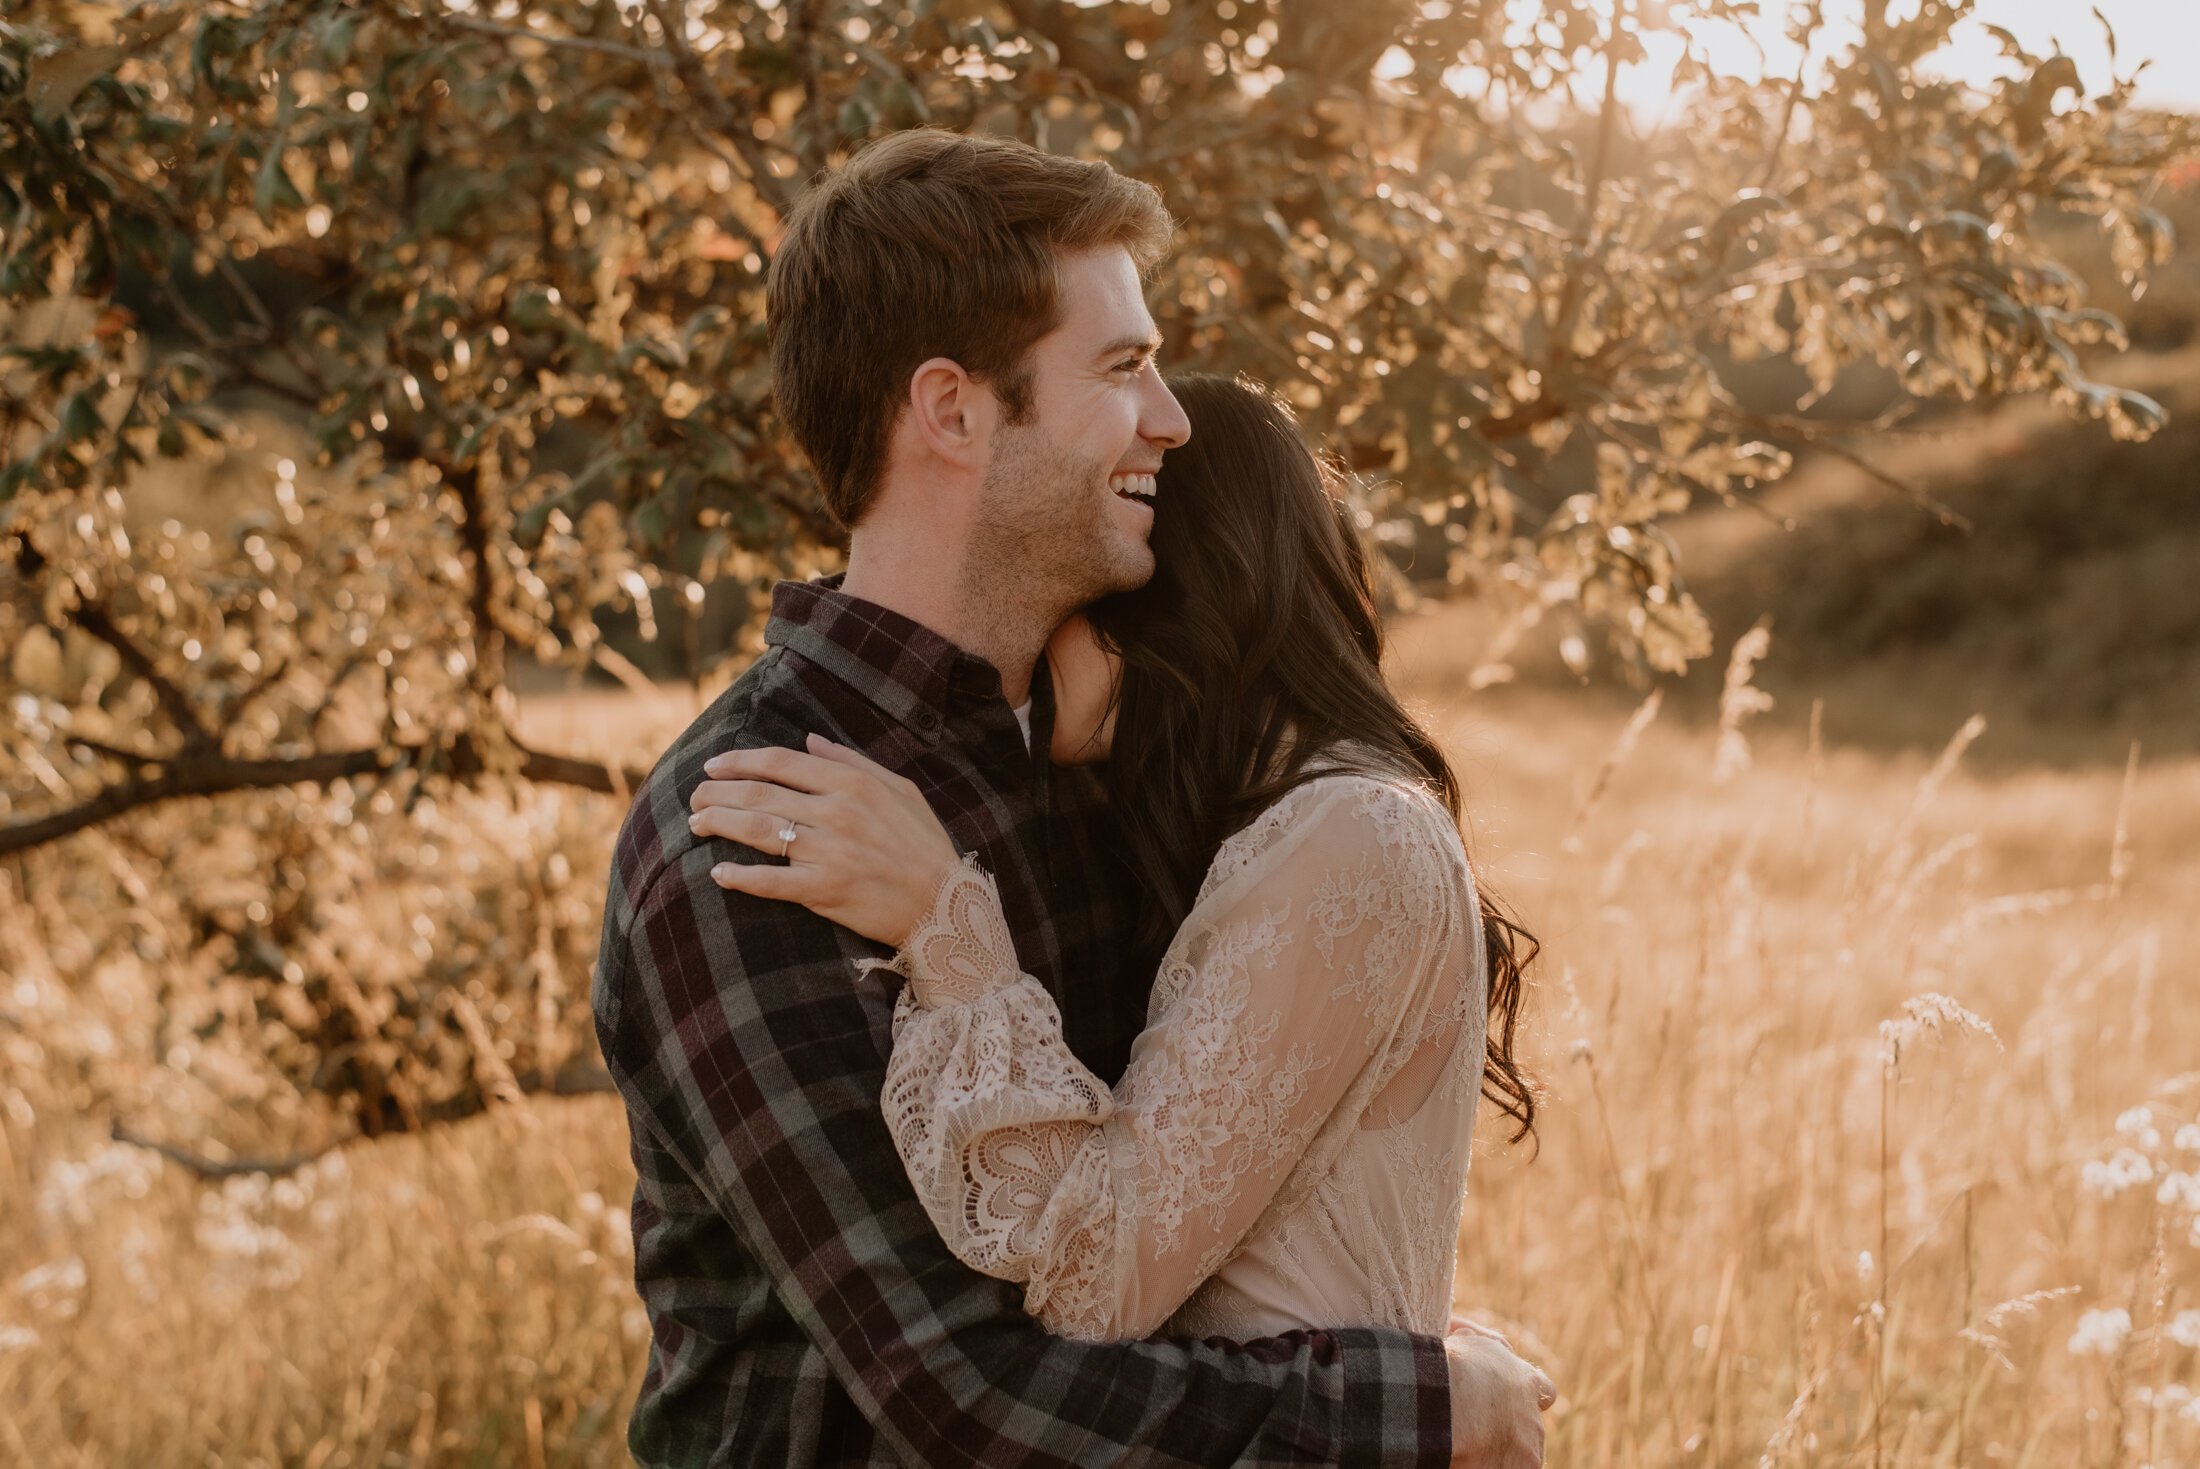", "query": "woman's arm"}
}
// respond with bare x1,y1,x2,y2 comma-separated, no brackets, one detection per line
875,774,1477,1341
686,743,1479,1339
686,740,1552,1449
